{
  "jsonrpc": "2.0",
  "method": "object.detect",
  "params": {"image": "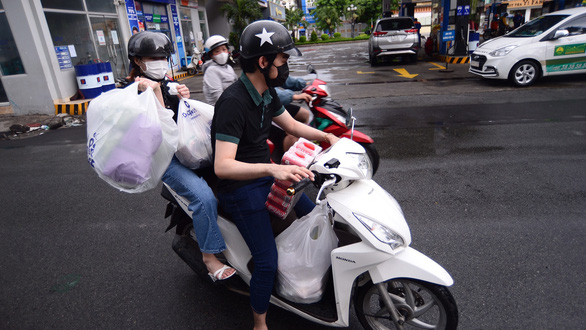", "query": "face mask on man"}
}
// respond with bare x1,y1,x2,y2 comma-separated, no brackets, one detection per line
268,62,289,87
142,59,168,80
213,52,229,65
